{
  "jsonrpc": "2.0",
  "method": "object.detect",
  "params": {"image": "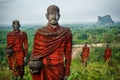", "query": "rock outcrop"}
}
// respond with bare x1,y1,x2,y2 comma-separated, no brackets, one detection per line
97,15,114,25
